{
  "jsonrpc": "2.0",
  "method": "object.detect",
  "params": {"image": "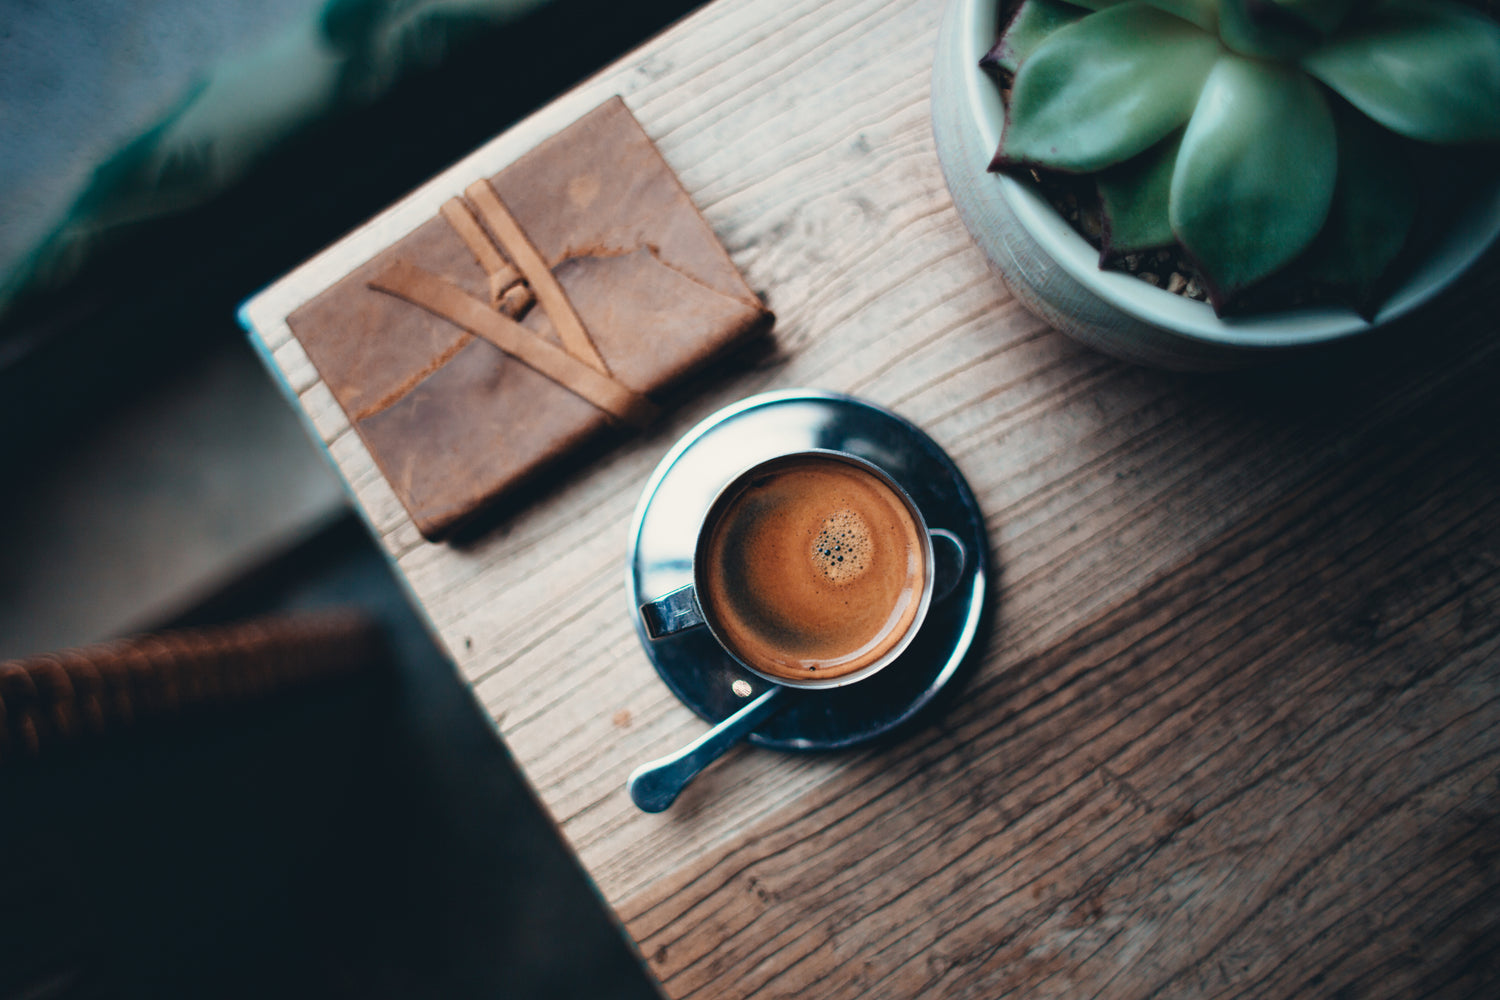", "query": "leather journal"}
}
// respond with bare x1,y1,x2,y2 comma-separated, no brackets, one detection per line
285,97,773,540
